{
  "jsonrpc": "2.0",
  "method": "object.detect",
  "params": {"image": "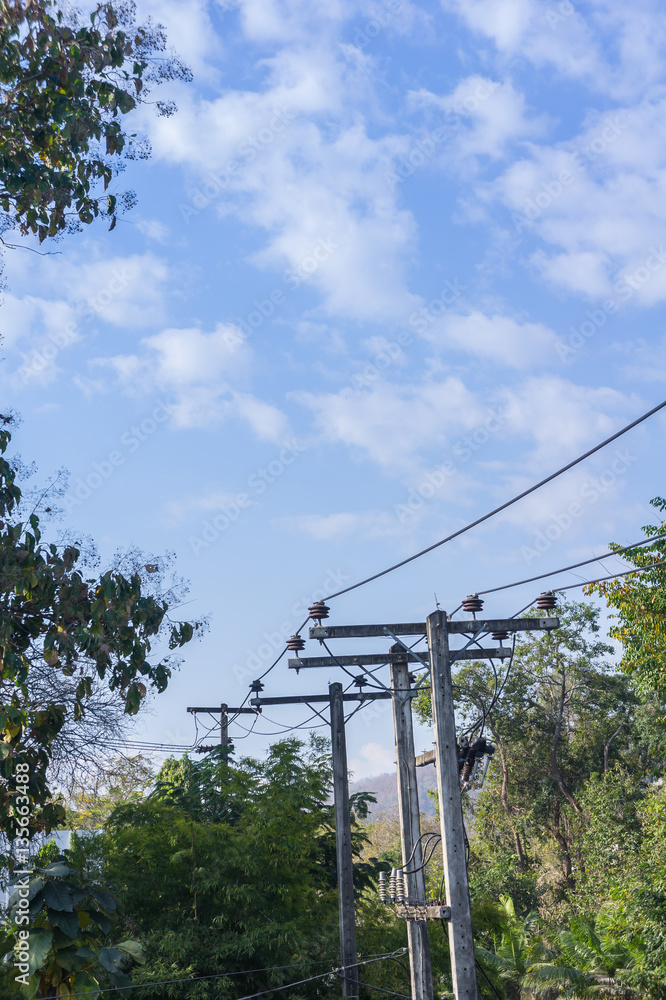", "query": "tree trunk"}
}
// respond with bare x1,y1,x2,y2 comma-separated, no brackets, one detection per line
604,724,624,773
550,672,582,814
492,726,527,873
552,798,575,889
